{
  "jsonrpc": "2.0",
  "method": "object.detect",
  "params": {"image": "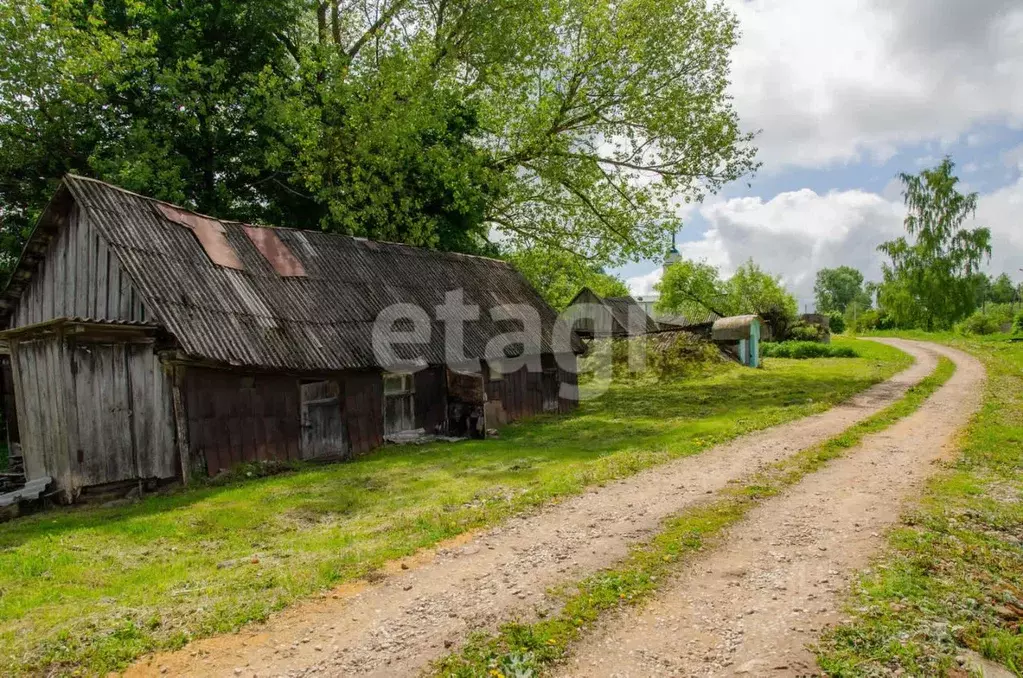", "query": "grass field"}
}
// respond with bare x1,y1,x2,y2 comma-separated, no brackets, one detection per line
0,337,909,676
818,333,1023,676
